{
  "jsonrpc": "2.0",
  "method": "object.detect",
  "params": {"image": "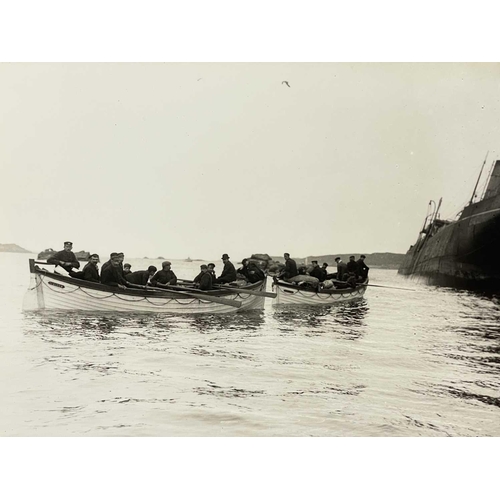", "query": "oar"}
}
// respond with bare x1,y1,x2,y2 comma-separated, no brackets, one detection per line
364,283,417,292
330,279,416,292
177,278,276,298
151,283,242,308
